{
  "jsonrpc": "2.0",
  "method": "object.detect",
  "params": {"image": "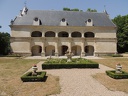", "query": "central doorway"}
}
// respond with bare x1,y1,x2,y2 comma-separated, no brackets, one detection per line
61,45,68,55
